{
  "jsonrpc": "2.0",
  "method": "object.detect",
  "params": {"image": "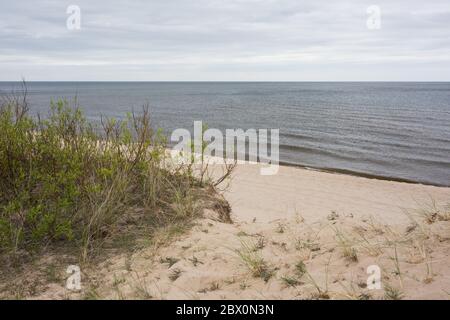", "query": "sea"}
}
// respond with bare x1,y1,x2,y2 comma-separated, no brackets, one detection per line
1,81,449,186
